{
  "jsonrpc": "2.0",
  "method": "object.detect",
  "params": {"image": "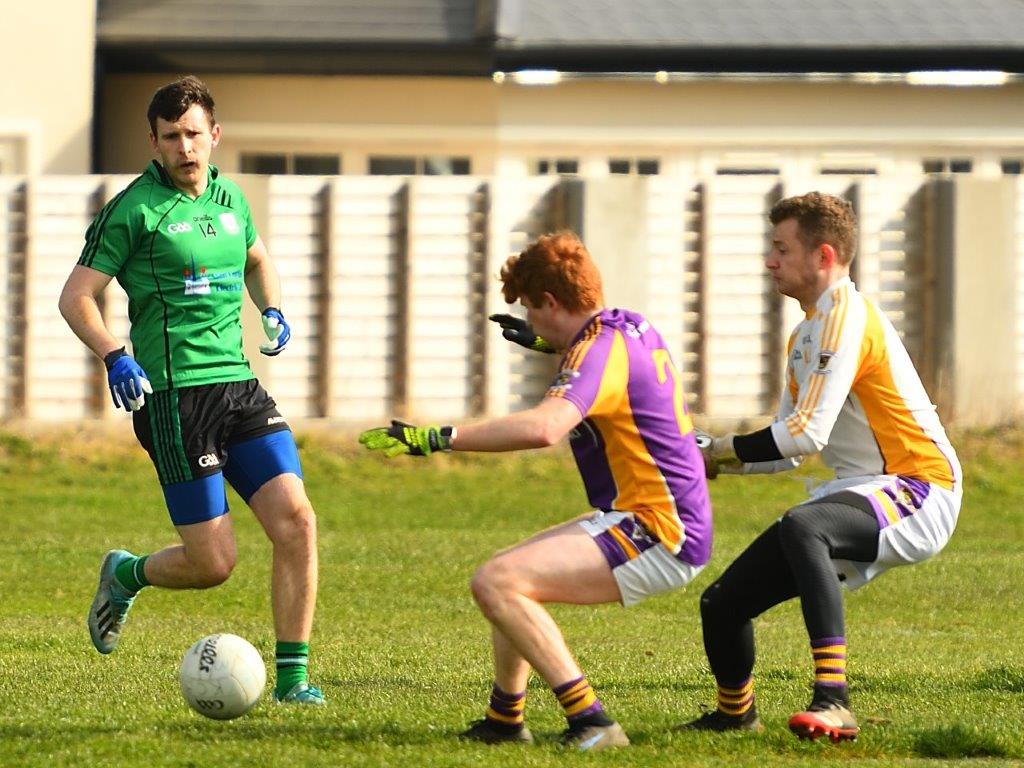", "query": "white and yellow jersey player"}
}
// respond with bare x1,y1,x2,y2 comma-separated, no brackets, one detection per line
690,192,962,743
732,272,963,587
